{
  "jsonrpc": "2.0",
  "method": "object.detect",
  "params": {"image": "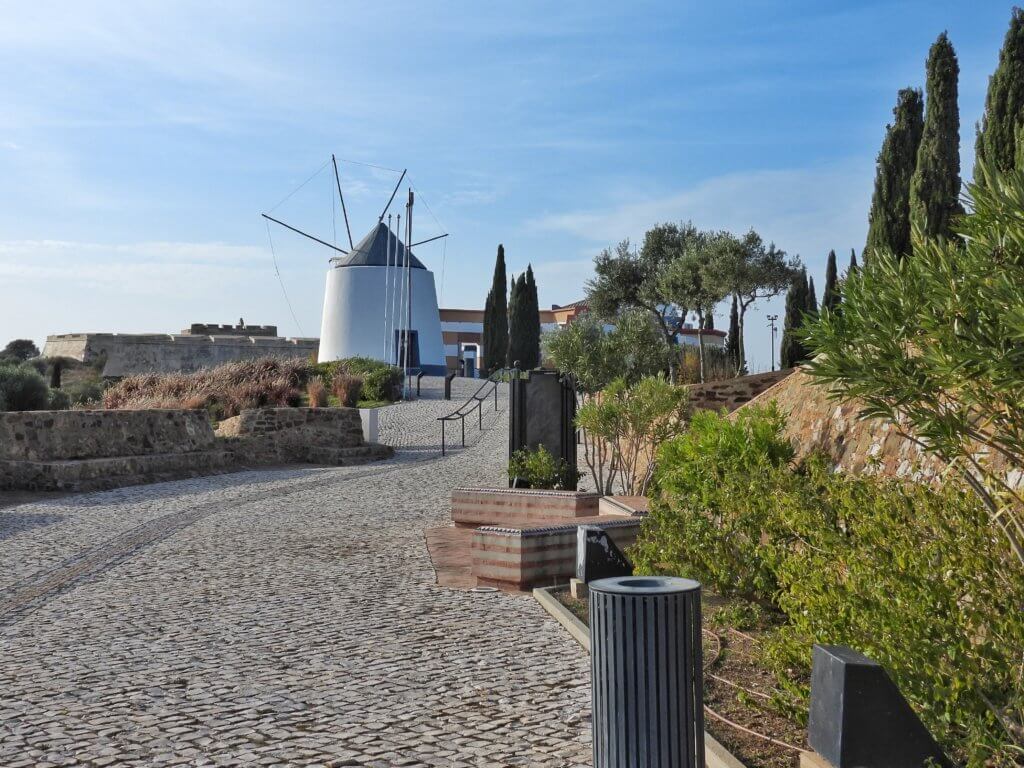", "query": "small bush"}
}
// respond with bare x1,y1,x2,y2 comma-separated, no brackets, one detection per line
634,401,1024,764
508,445,581,490
0,364,52,411
306,377,328,407
312,357,402,402
47,388,71,410
332,374,363,408
362,366,402,402
632,404,795,601
63,379,104,407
